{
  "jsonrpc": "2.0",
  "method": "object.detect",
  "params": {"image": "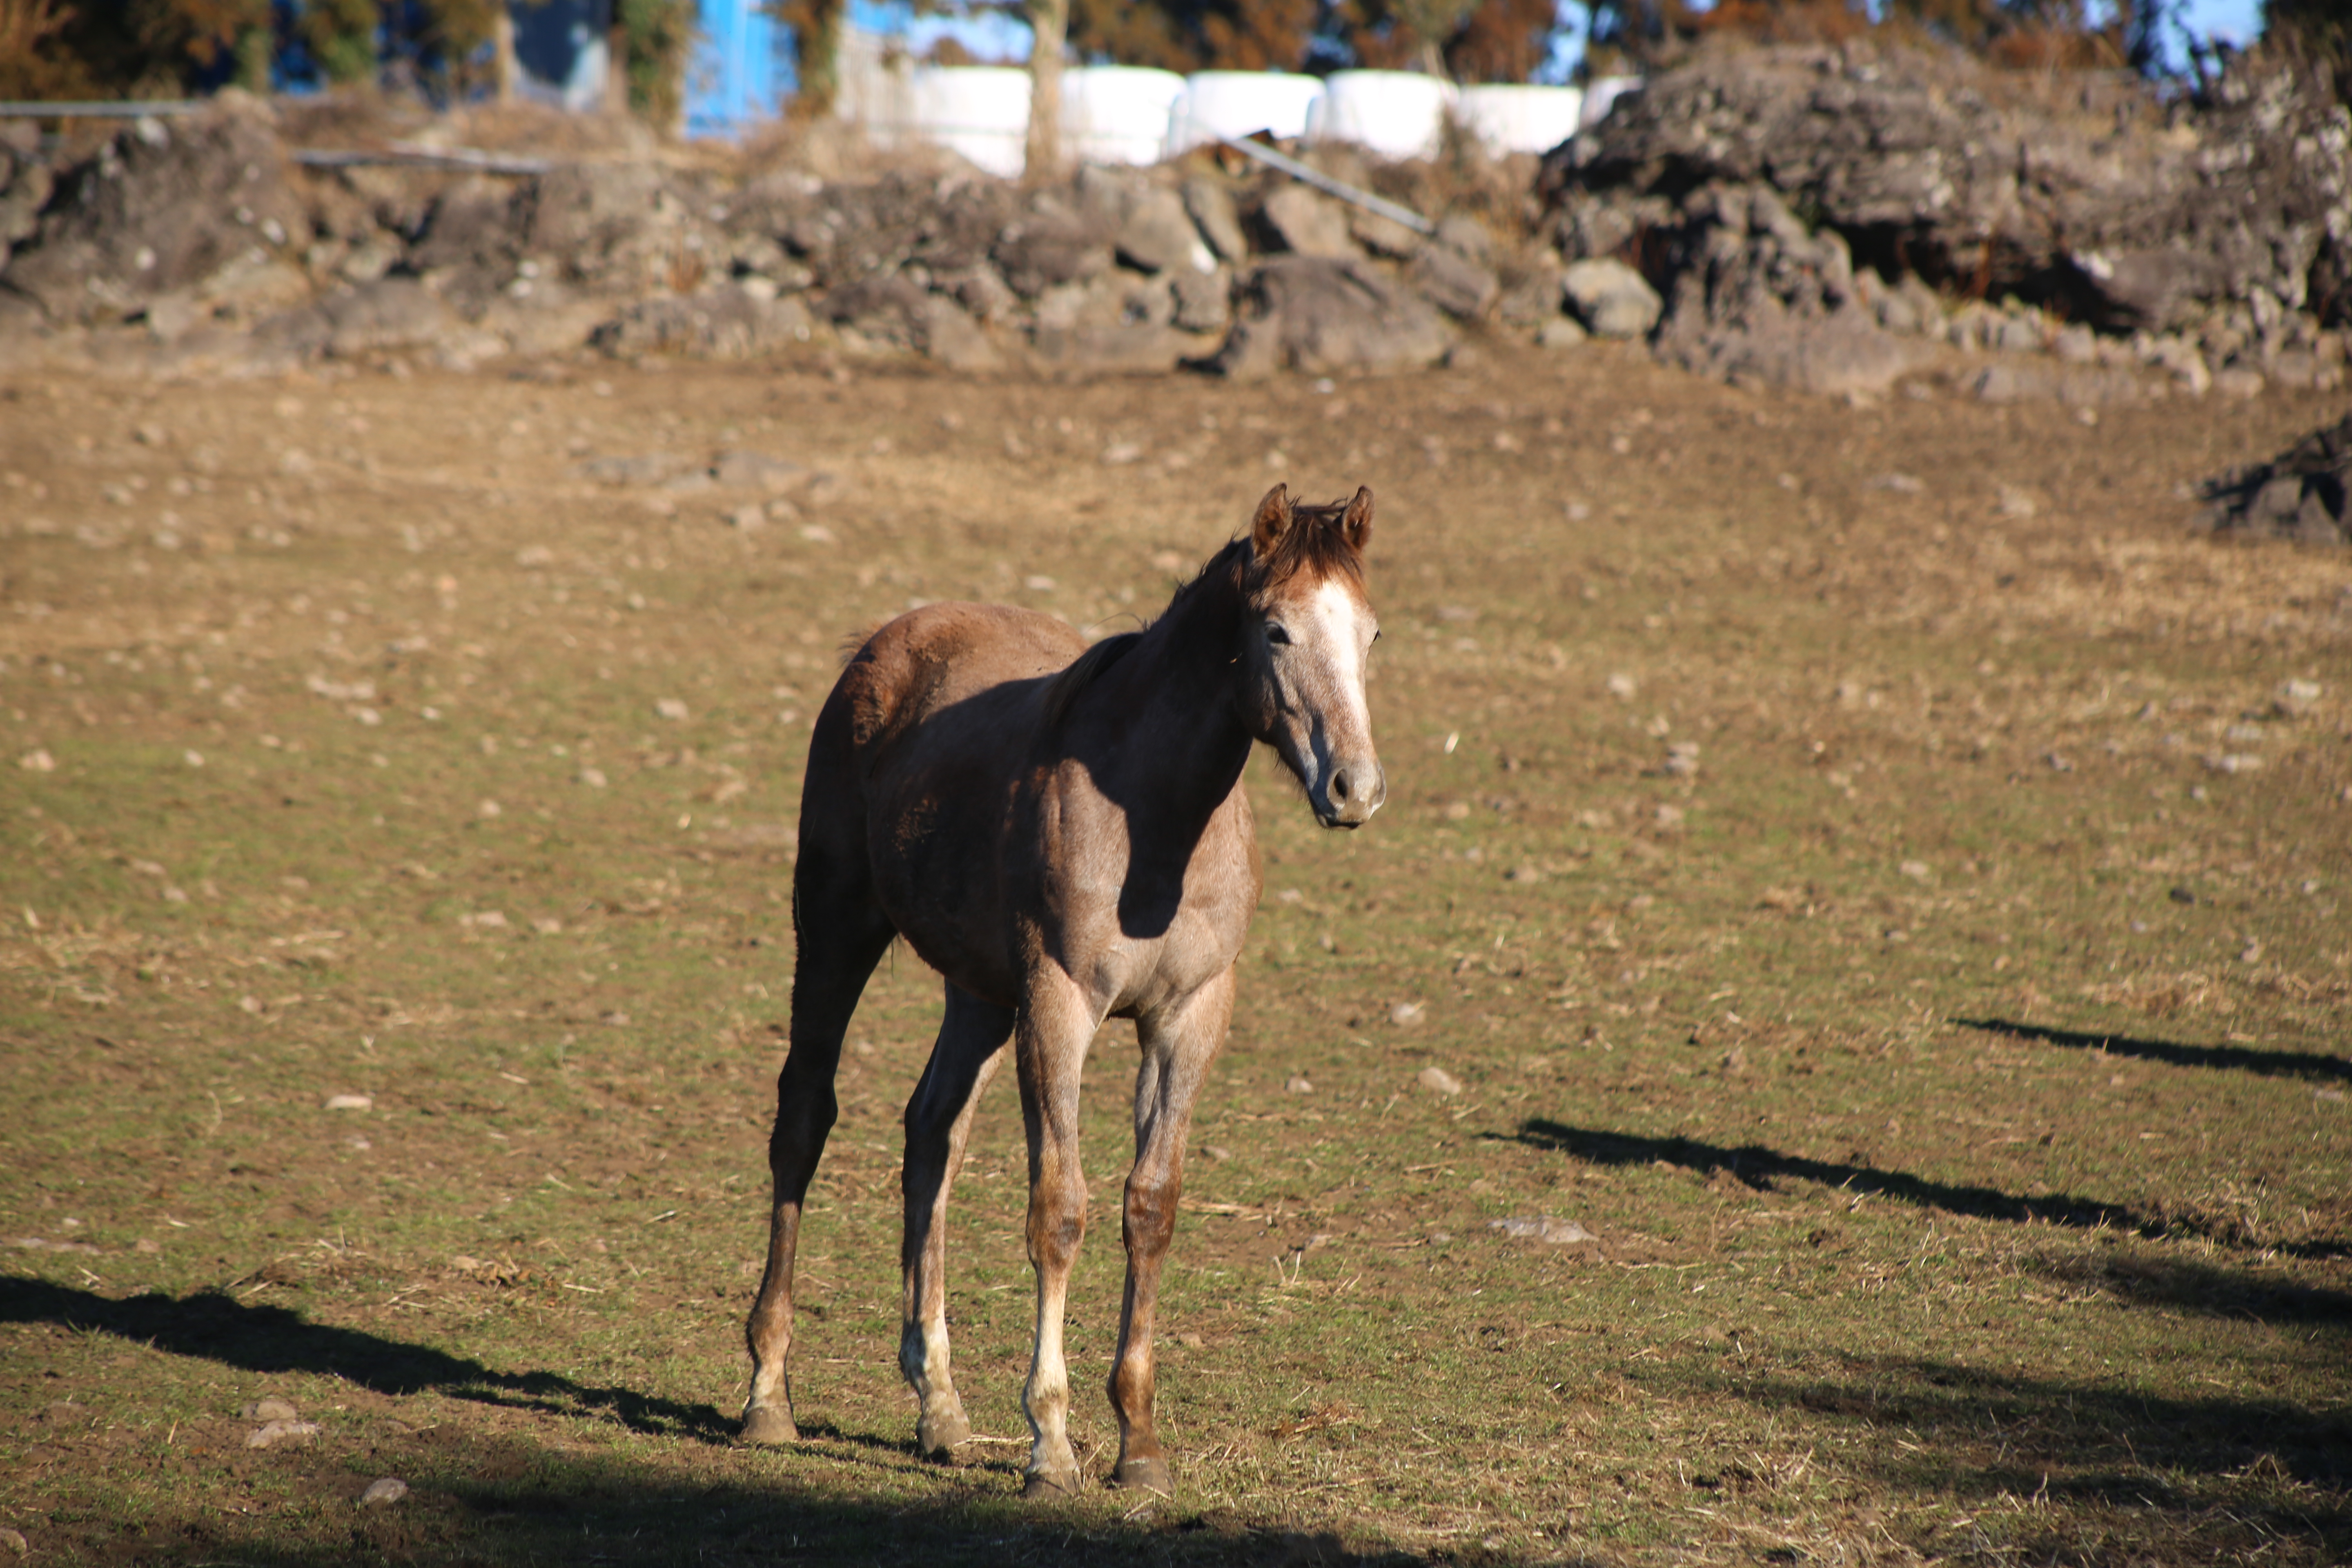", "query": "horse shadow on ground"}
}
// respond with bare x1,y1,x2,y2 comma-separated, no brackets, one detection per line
1690,1355,2352,1556
0,1273,735,1442
0,1276,1488,1568
1955,1016,2352,1083
1503,1120,2349,1260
